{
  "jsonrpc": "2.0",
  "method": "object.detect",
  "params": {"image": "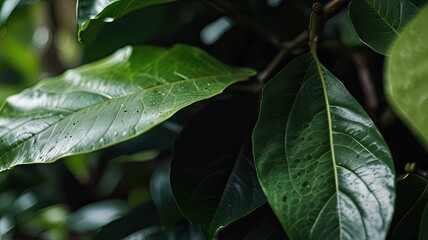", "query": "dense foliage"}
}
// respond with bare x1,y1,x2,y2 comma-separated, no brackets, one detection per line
0,0,427,239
